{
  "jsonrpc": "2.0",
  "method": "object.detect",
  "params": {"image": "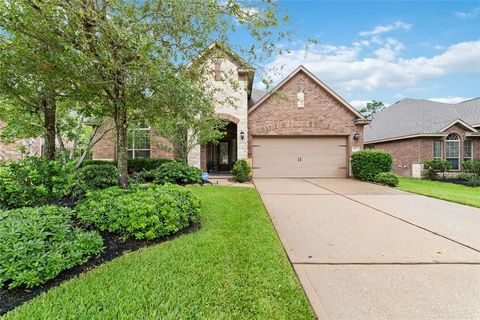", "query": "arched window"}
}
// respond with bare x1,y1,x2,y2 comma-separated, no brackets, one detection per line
446,133,460,170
